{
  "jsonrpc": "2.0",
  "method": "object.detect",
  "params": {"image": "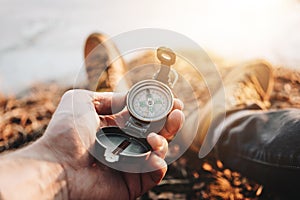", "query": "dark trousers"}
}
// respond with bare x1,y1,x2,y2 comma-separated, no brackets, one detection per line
216,109,300,193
